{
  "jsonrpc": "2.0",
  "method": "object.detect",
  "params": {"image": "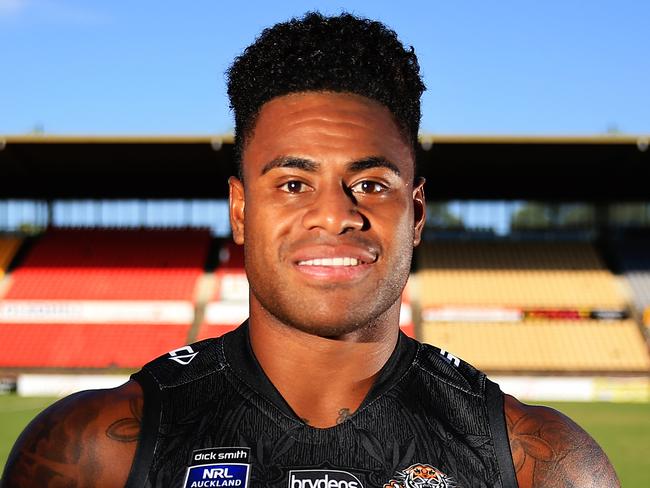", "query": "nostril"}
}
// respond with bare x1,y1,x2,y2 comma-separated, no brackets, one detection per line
303,206,365,234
